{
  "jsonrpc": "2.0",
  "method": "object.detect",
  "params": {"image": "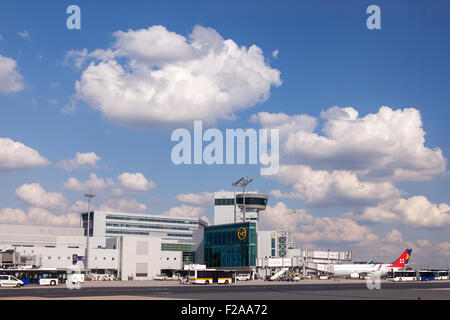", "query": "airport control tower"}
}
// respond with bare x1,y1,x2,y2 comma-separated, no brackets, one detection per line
214,191,268,226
